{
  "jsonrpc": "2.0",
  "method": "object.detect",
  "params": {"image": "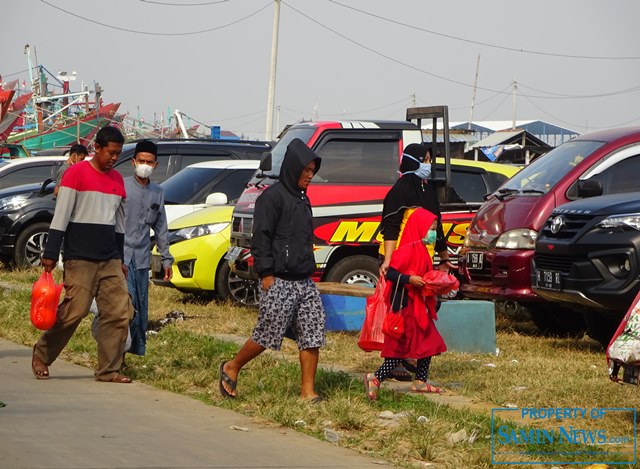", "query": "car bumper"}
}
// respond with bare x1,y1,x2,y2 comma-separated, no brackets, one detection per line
459,248,540,301
533,241,640,313
151,232,229,292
